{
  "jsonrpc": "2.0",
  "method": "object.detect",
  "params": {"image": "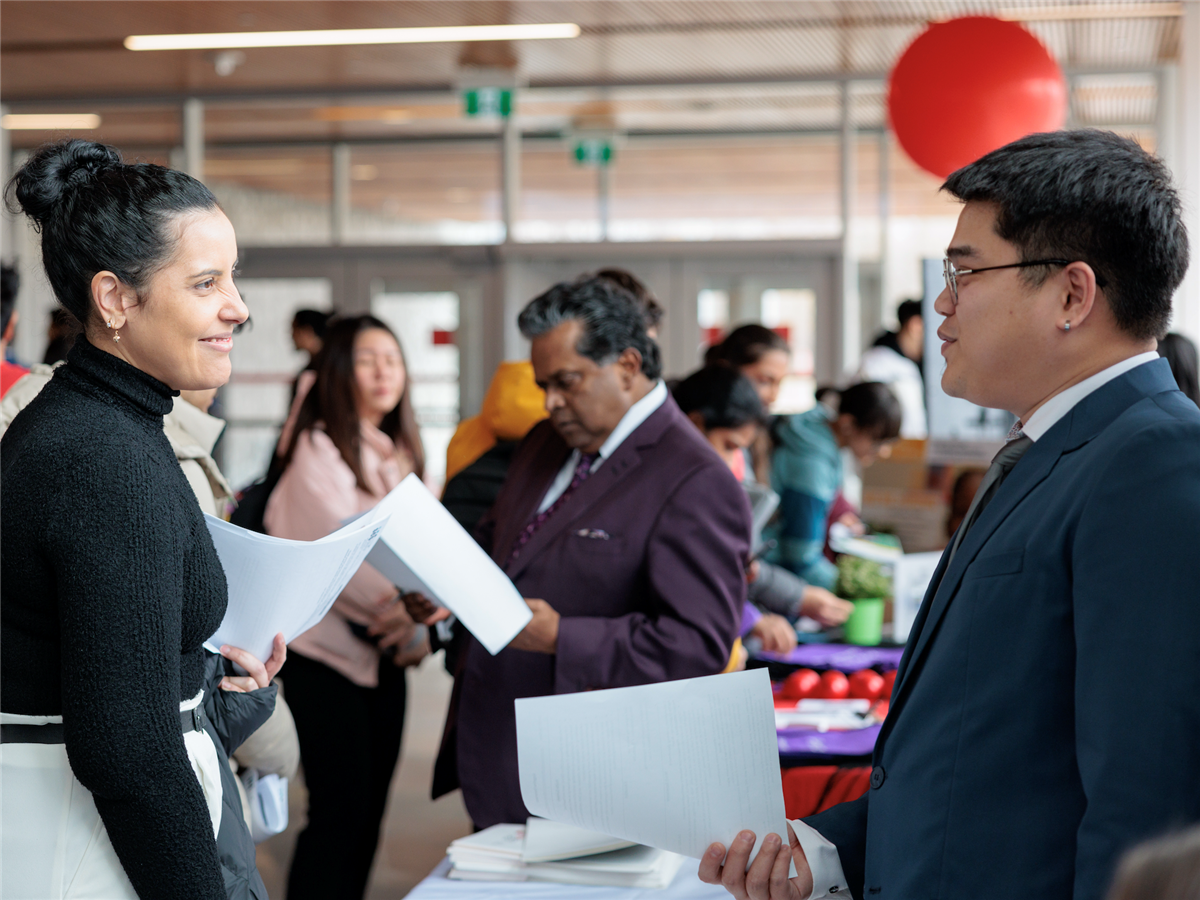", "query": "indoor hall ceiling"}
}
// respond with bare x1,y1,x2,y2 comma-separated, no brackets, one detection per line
0,1,1180,149
1,1,1182,101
